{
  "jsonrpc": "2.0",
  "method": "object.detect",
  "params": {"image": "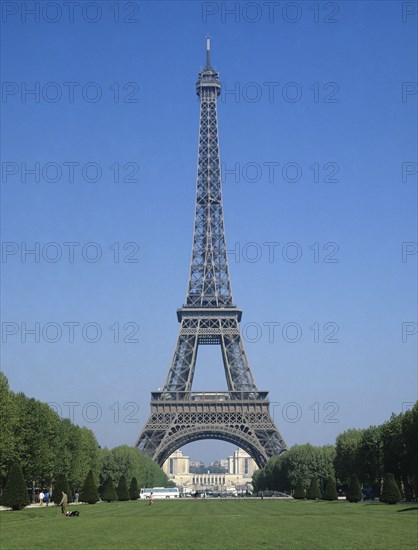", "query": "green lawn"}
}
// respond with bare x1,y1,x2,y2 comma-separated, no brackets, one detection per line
1,499,417,549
